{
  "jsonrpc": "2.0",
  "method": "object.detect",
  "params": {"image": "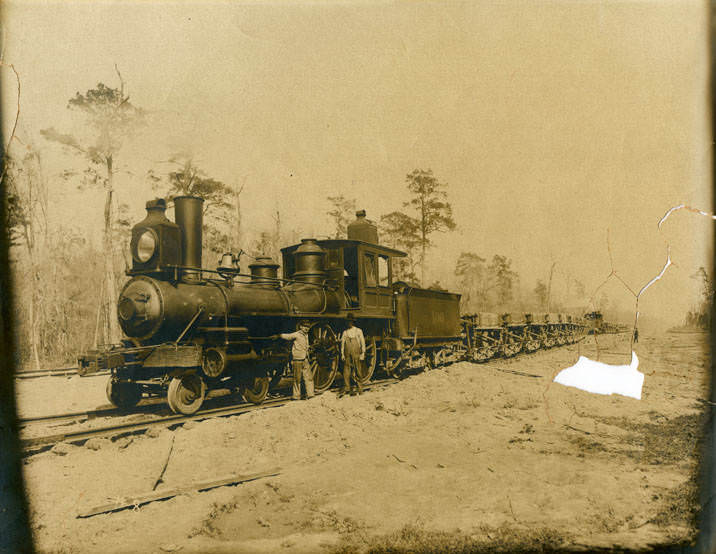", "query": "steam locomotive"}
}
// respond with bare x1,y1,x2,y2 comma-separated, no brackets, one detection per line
78,195,587,414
